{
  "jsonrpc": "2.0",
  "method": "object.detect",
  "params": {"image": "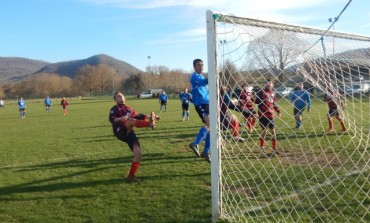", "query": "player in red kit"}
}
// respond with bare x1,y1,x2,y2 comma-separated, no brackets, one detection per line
323,86,346,133
109,91,160,182
238,83,258,133
255,80,281,155
61,97,69,116
220,86,245,143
